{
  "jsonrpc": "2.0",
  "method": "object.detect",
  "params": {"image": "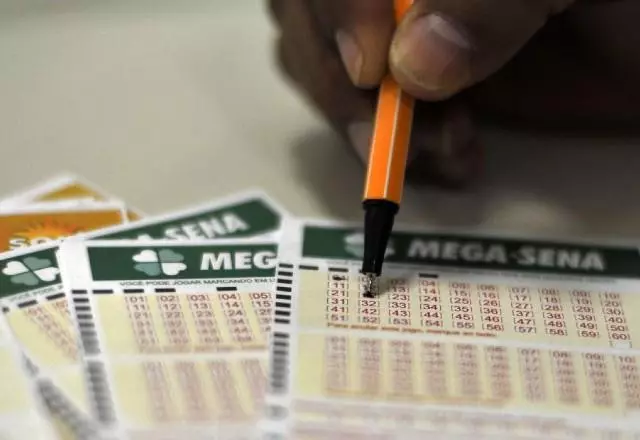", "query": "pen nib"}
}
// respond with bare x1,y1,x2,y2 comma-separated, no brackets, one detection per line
363,273,378,298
